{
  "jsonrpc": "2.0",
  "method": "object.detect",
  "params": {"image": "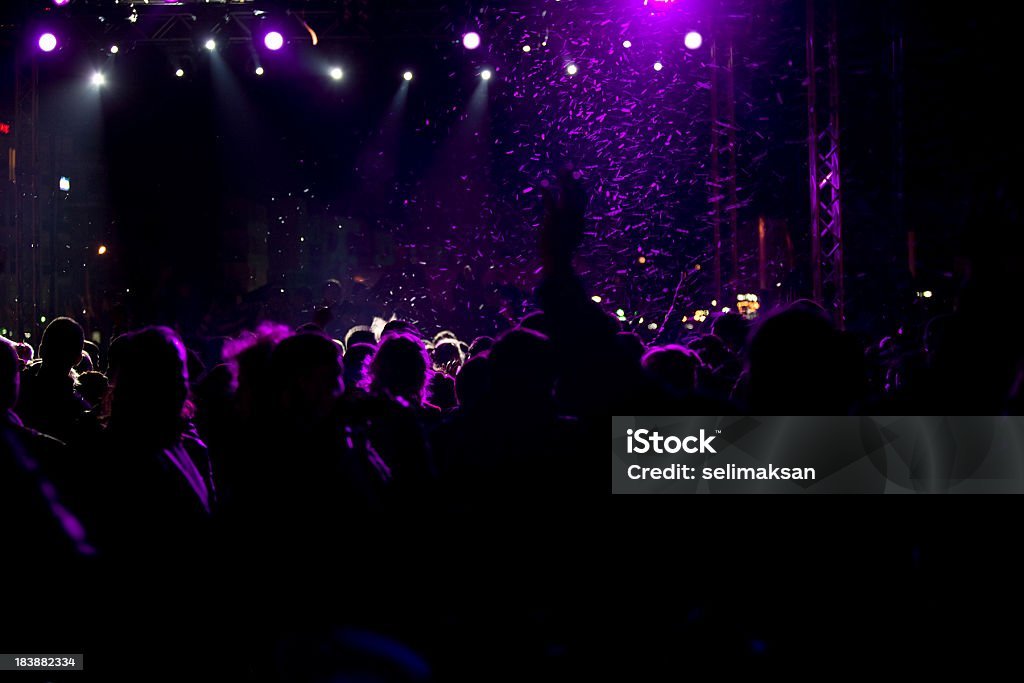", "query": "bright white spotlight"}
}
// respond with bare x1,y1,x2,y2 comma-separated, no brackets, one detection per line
205,39,217,51
481,69,492,81
264,31,284,51
255,66,265,76
622,39,632,48
462,32,481,50
653,61,663,71
403,71,413,81
91,72,106,87
684,31,703,50
59,177,71,192
110,45,119,54
330,67,344,80
175,68,185,78
39,33,58,53
566,64,578,75
522,45,531,53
